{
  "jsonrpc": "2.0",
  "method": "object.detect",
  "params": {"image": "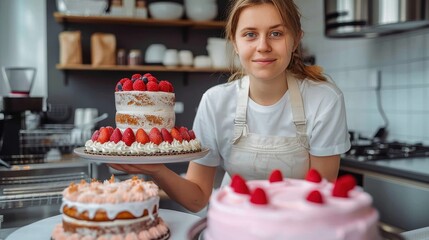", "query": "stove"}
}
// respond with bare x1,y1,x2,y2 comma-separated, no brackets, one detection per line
341,142,429,162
